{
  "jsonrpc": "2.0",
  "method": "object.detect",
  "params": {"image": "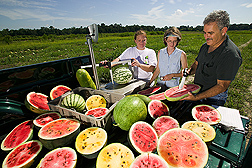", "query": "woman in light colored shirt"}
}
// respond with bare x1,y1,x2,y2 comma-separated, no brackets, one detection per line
149,27,187,90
